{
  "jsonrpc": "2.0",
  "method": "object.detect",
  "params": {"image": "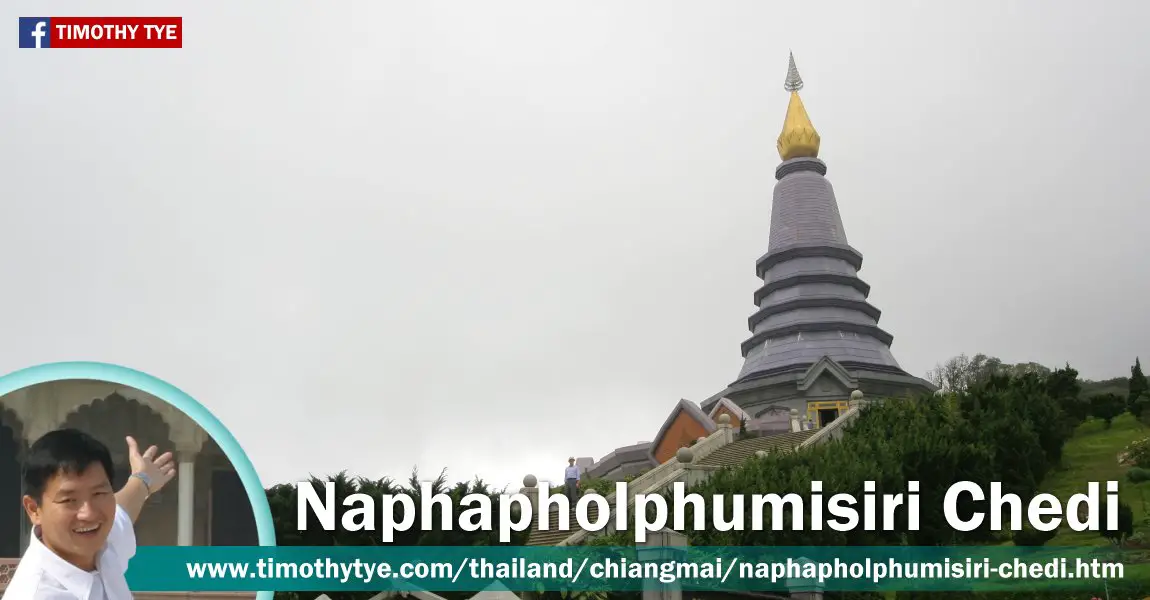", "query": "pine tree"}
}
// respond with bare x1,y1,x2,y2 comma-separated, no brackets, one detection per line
1129,357,1149,418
